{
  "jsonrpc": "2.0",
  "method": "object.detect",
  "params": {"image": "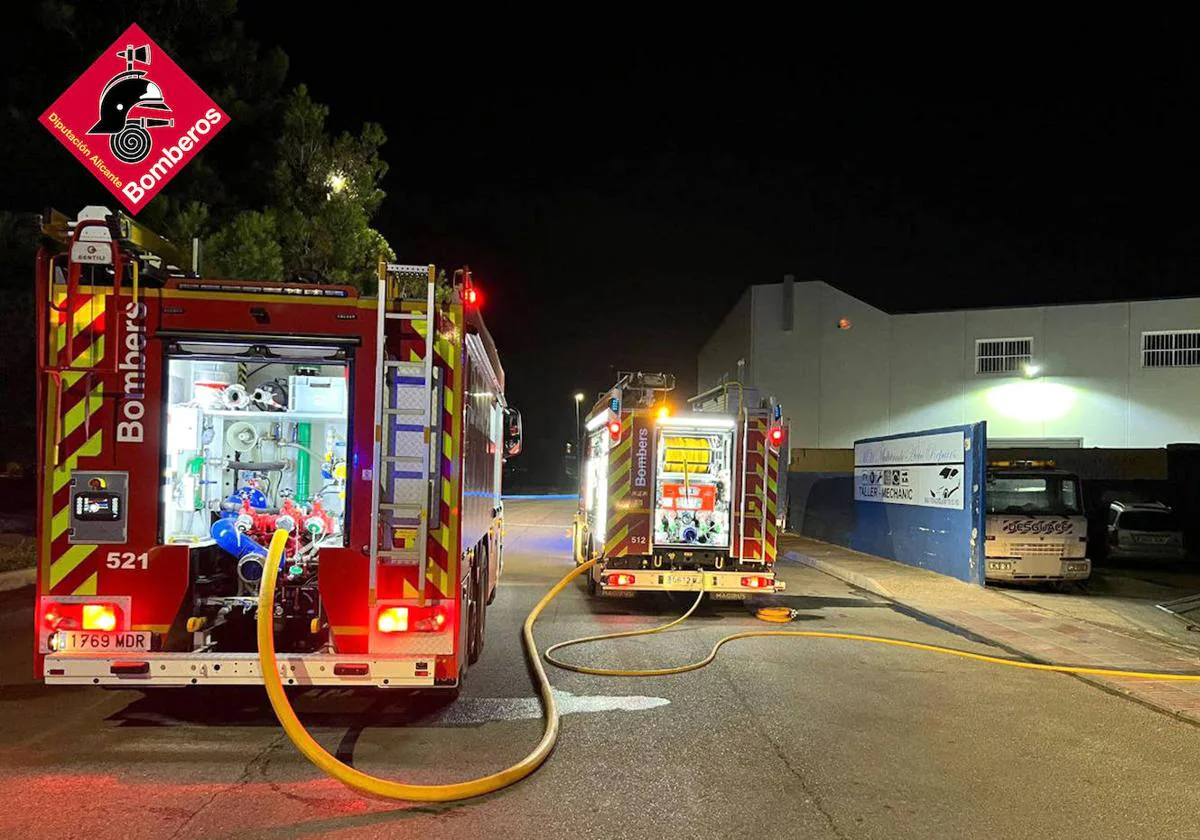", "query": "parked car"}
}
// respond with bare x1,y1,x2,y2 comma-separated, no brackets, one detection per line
1106,501,1186,561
